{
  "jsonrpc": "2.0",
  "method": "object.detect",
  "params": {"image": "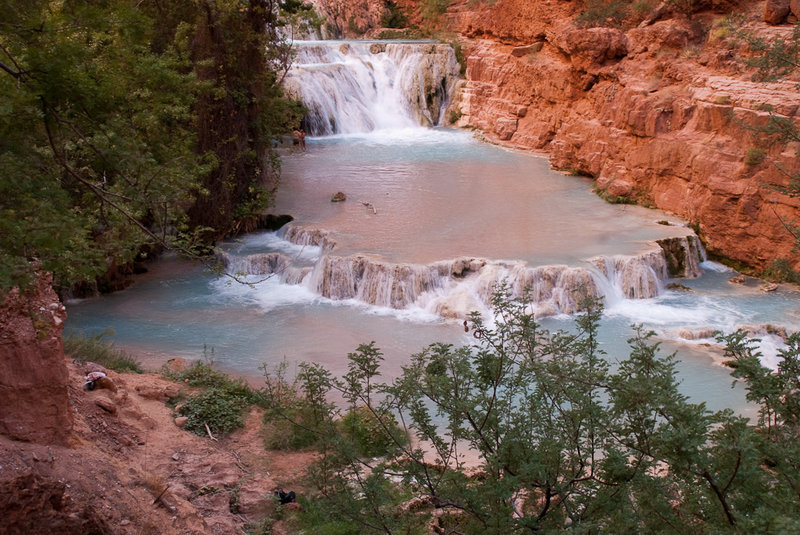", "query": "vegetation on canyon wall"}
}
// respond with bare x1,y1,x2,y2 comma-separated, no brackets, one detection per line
0,0,304,293
263,288,800,534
